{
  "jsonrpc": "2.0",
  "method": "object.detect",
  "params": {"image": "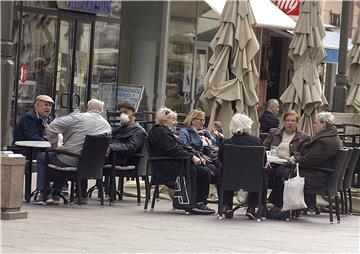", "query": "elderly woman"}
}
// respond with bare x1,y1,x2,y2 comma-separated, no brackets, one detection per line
287,112,343,188
264,110,310,211
218,113,266,219
179,109,223,177
148,107,215,215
